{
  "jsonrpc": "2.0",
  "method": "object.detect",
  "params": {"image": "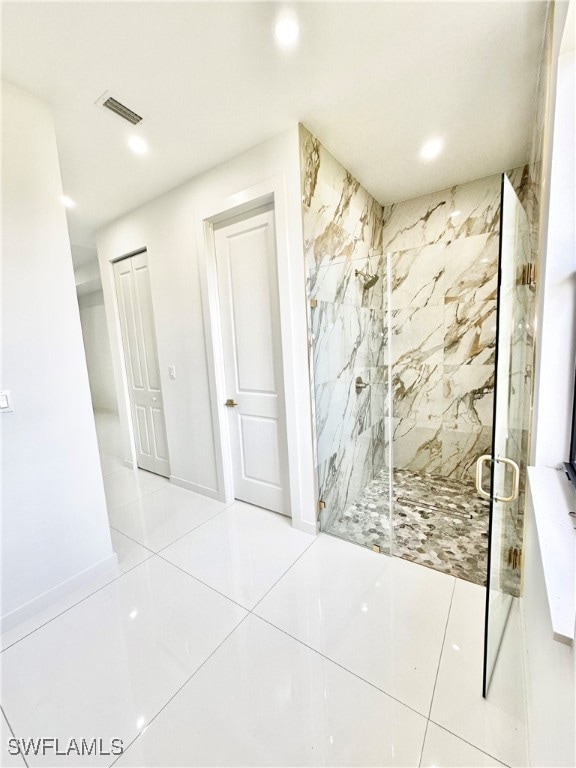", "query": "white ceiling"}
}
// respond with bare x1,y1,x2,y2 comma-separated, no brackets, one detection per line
2,1,548,249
